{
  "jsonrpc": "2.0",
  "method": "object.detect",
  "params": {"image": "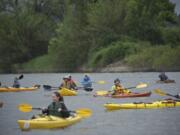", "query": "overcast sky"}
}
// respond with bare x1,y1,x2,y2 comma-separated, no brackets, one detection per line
170,0,180,15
